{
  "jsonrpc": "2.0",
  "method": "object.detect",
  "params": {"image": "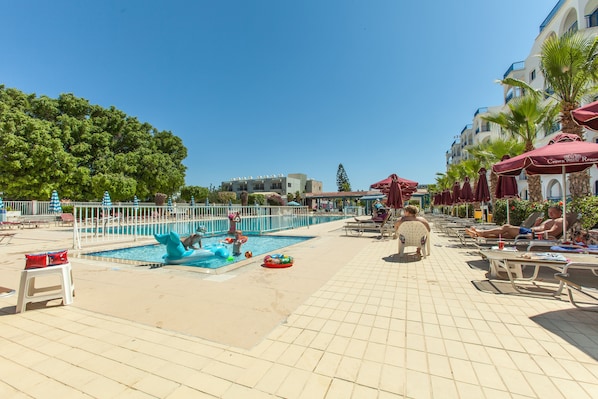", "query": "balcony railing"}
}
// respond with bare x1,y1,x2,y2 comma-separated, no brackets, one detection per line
540,0,565,33
503,61,525,79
